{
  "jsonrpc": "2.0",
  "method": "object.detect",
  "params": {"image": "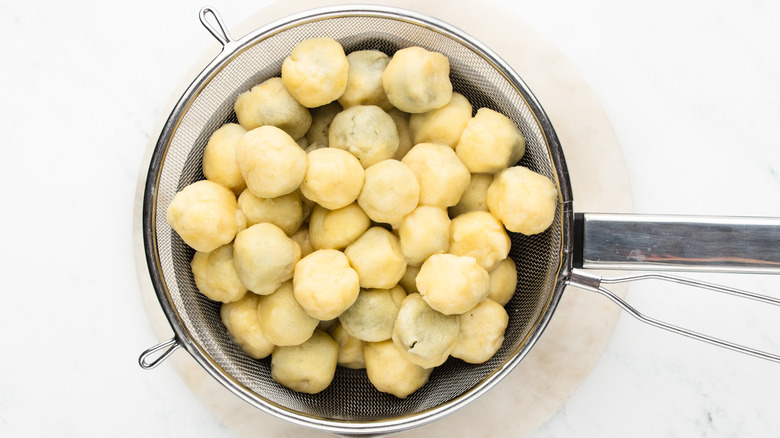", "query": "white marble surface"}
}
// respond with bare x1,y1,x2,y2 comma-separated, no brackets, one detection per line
1,1,779,437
